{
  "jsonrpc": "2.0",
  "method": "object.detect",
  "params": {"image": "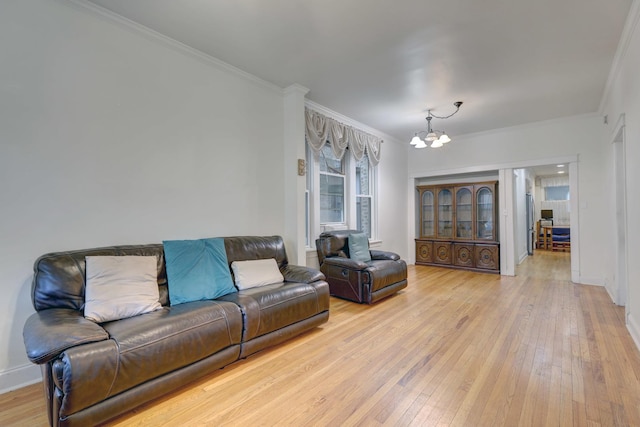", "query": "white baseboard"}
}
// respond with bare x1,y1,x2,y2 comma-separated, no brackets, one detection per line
627,313,640,353
578,276,604,286
604,284,619,305
0,363,41,395
517,251,528,265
